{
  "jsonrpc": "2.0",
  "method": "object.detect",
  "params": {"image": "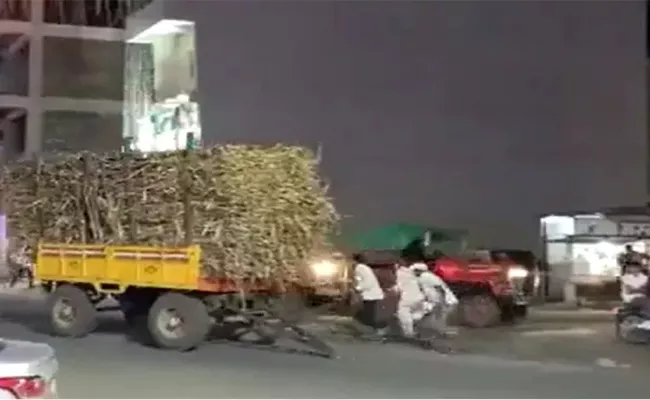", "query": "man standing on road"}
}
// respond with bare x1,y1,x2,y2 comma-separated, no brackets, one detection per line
352,253,386,337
